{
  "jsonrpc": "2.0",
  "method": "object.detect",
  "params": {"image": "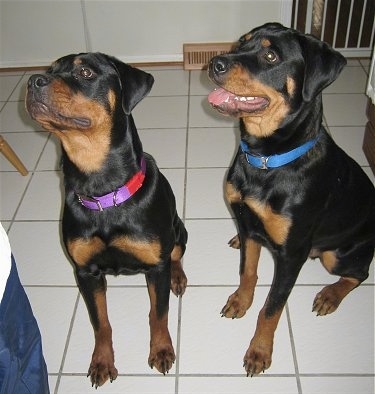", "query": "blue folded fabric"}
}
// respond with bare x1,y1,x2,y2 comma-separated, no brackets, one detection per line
0,256,49,394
